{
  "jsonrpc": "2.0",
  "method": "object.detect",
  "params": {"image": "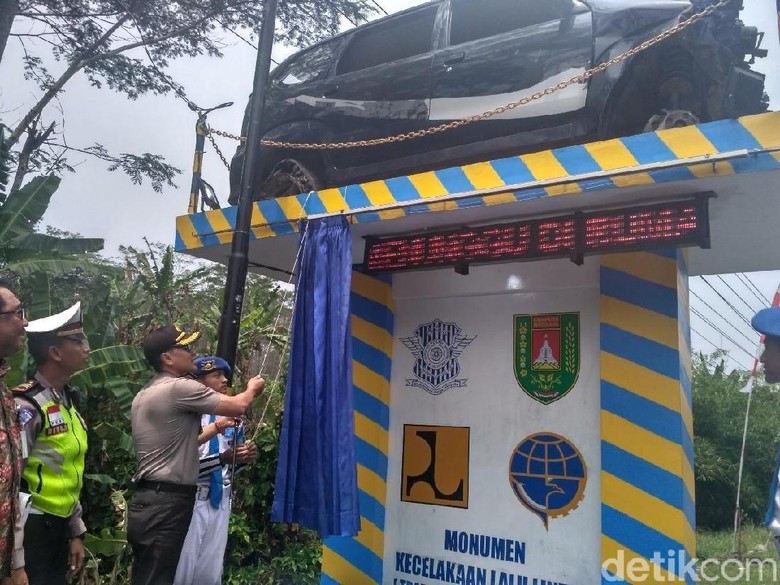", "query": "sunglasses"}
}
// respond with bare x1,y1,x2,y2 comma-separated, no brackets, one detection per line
0,306,25,320
170,343,193,352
